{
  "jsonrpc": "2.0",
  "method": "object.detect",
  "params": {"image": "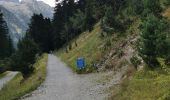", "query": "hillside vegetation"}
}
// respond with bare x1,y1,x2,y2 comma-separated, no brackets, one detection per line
112,7,170,99
113,65,170,100
56,18,140,73
0,54,48,100
57,4,170,99
57,24,103,72
0,0,170,99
